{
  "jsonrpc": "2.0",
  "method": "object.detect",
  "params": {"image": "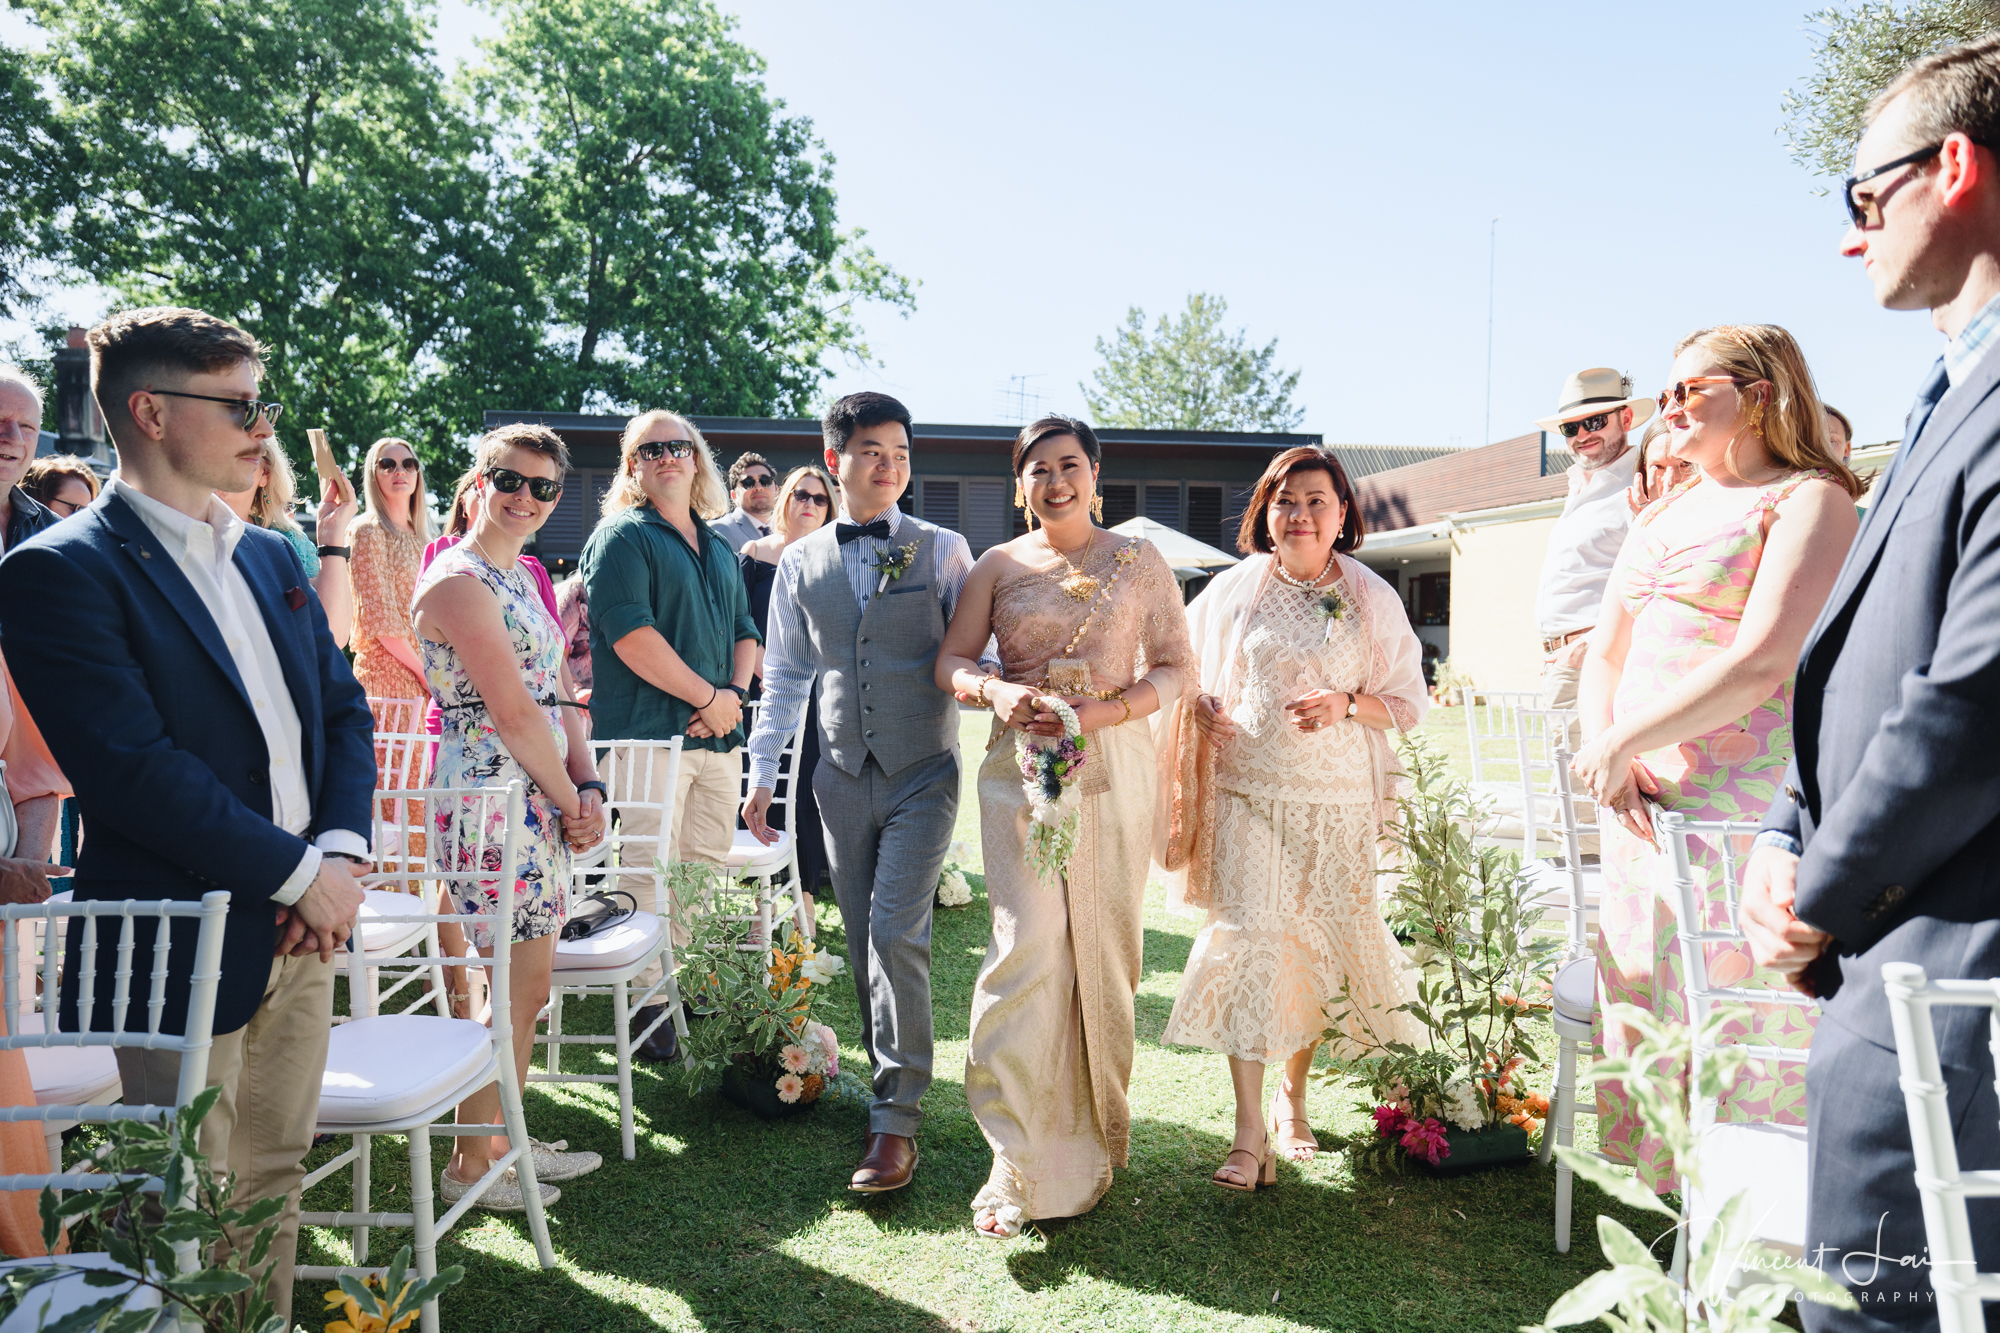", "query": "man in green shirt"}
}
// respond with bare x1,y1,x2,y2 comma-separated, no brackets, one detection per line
581,409,759,1061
